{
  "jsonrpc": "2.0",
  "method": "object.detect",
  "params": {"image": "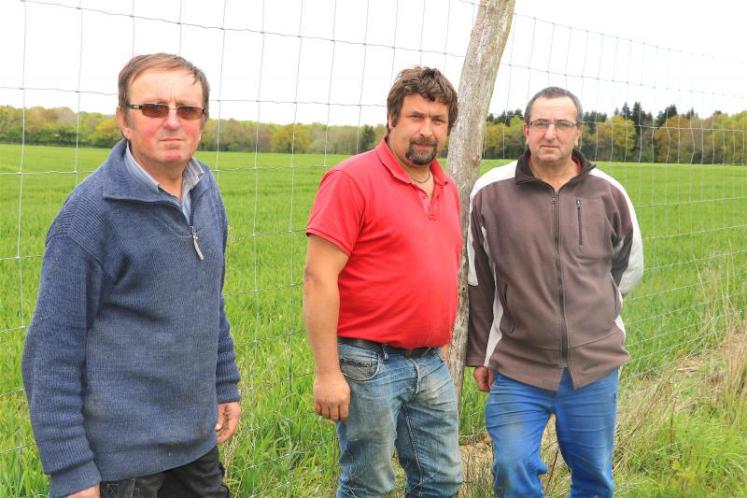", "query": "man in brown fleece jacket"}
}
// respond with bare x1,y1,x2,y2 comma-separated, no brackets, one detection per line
466,87,643,498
